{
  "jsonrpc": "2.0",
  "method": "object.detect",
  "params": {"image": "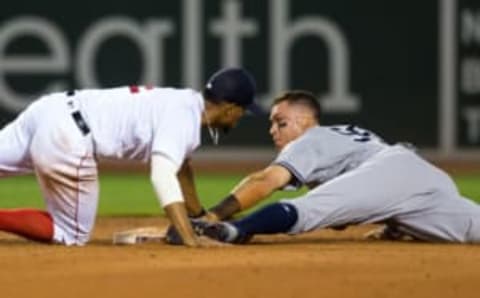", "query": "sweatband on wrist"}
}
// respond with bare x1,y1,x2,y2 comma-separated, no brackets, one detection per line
209,194,241,220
